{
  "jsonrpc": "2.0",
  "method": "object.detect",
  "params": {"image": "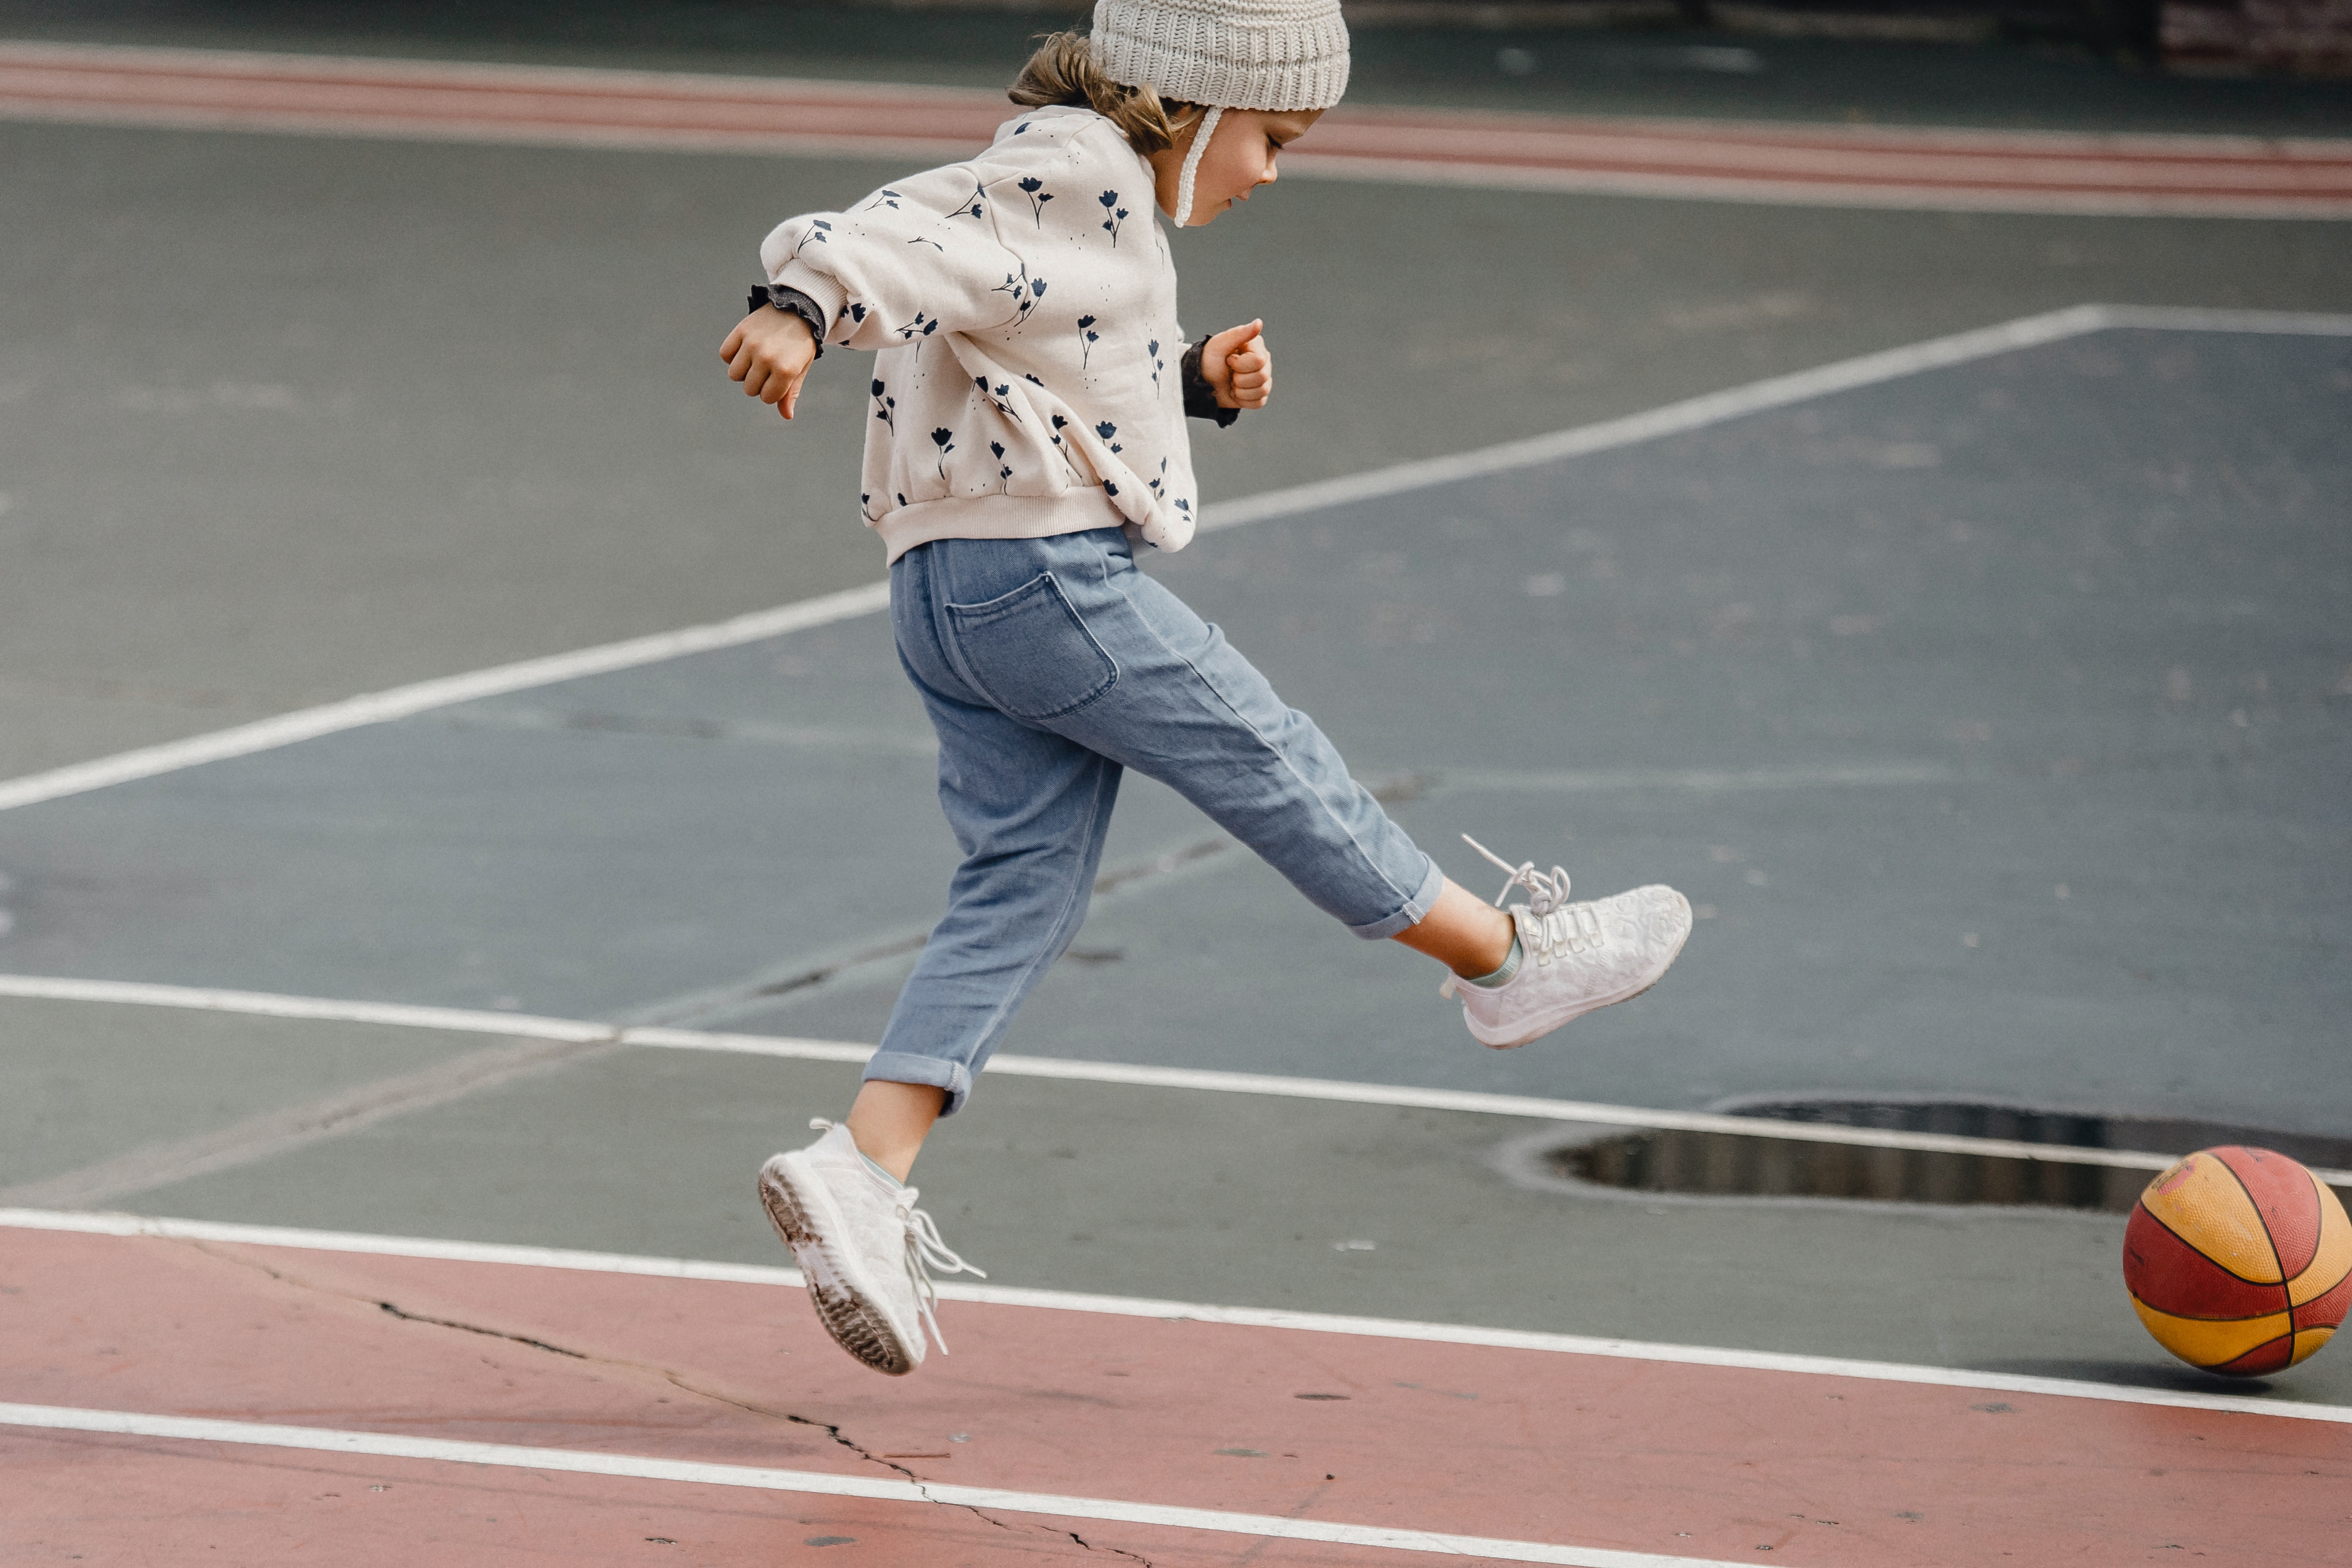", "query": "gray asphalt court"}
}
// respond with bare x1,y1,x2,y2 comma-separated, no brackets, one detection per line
3,23,2351,1411
6,322,2350,1137
5,313,2348,1401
